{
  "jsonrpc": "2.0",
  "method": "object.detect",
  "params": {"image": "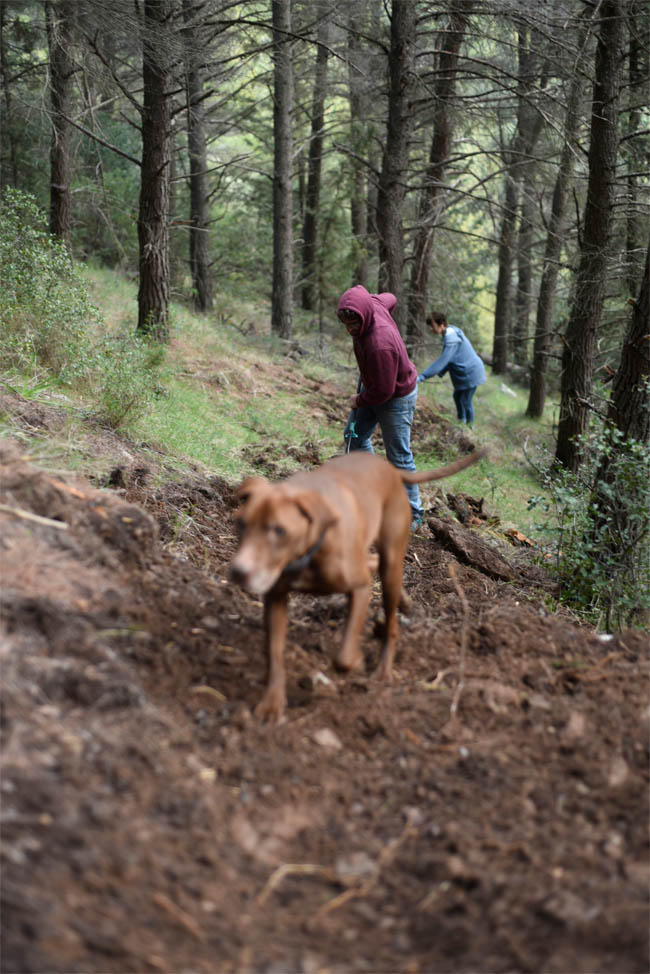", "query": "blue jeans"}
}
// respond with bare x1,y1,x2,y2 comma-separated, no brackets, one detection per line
453,386,477,425
344,387,423,519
